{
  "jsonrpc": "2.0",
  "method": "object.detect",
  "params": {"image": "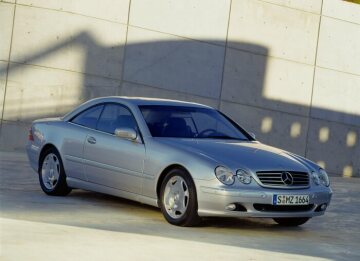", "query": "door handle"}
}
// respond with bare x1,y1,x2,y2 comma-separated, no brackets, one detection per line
87,136,96,144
